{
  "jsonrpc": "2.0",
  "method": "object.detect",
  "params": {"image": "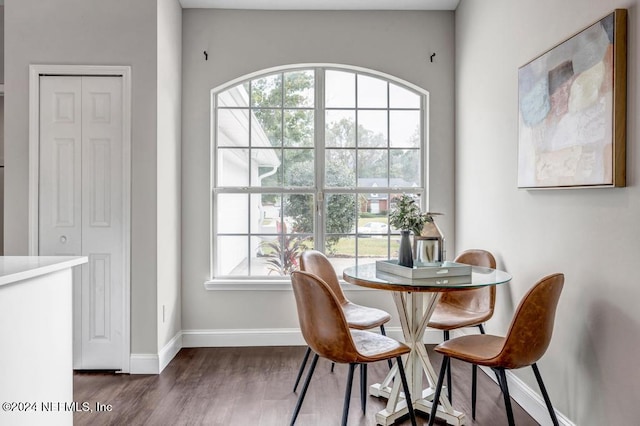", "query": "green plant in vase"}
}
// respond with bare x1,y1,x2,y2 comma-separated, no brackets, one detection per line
389,195,431,268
